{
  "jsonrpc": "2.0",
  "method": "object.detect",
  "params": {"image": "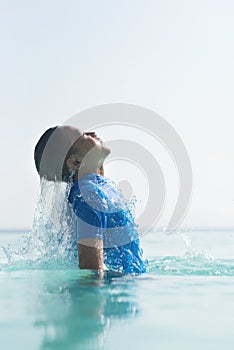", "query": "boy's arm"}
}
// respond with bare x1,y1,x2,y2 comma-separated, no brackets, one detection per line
78,238,103,270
